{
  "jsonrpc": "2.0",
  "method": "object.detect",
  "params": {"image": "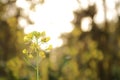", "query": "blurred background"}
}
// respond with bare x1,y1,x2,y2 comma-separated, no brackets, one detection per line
0,0,120,80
